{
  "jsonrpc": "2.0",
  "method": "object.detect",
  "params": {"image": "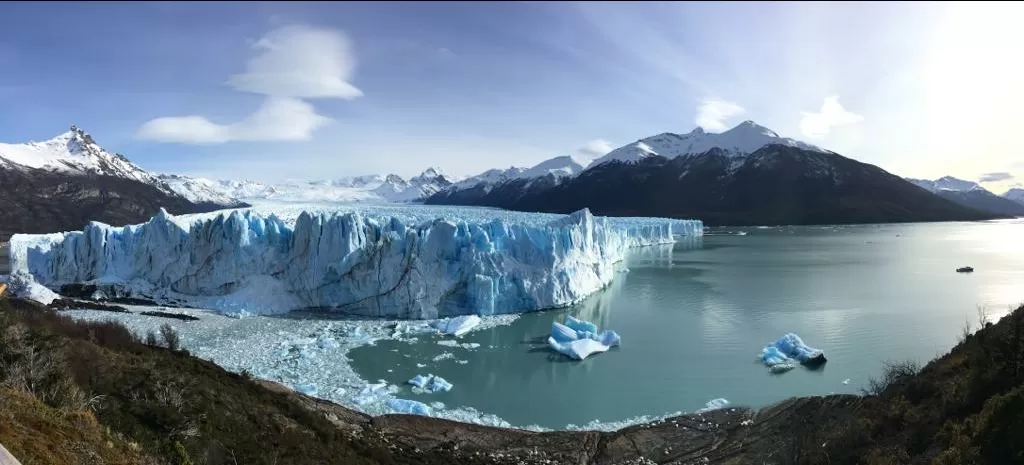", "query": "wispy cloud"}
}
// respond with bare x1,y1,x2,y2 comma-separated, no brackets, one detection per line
577,139,613,157
799,96,863,139
137,25,359,144
978,172,1015,183
695,98,745,132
